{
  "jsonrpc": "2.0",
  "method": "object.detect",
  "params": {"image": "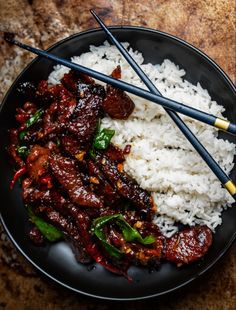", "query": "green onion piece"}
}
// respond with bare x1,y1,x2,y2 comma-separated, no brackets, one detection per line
89,149,96,159
93,128,115,150
19,108,44,140
19,130,27,141
91,214,123,259
28,206,63,242
92,118,115,150
91,214,155,259
96,118,101,133
118,217,156,245
25,108,44,128
16,145,30,158
56,138,61,147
